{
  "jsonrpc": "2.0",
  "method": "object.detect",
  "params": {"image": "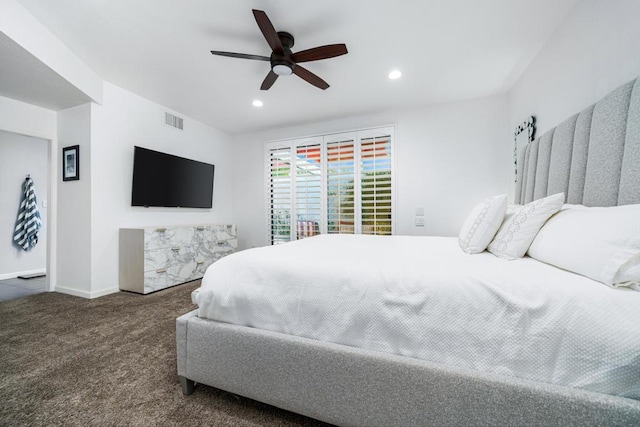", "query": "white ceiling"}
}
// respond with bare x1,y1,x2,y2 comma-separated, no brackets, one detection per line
13,0,578,135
